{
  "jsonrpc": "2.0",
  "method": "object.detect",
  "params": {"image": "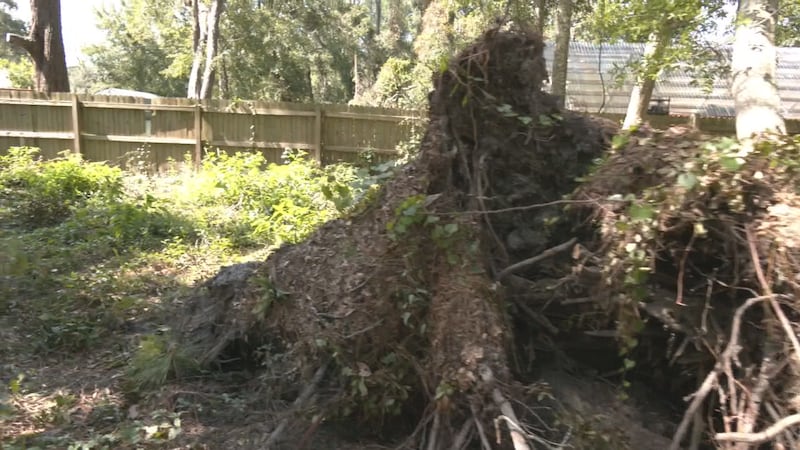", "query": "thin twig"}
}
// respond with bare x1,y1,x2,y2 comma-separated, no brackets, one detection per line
441,198,626,216
497,238,577,280
669,296,771,450
472,403,493,450
745,226,800,376
676,231,697,305
715,414,800,444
